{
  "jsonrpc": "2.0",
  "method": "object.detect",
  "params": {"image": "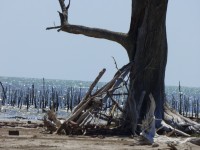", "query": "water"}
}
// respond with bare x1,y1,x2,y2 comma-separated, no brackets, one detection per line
0,105,71,121
0,76,200,120
0,76,105,121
